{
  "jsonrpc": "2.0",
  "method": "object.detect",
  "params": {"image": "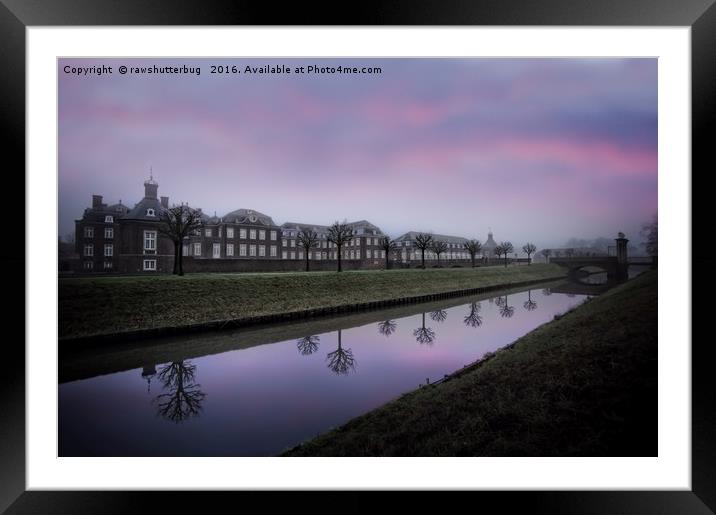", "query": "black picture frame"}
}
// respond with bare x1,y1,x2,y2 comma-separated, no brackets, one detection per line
1,1,712,513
